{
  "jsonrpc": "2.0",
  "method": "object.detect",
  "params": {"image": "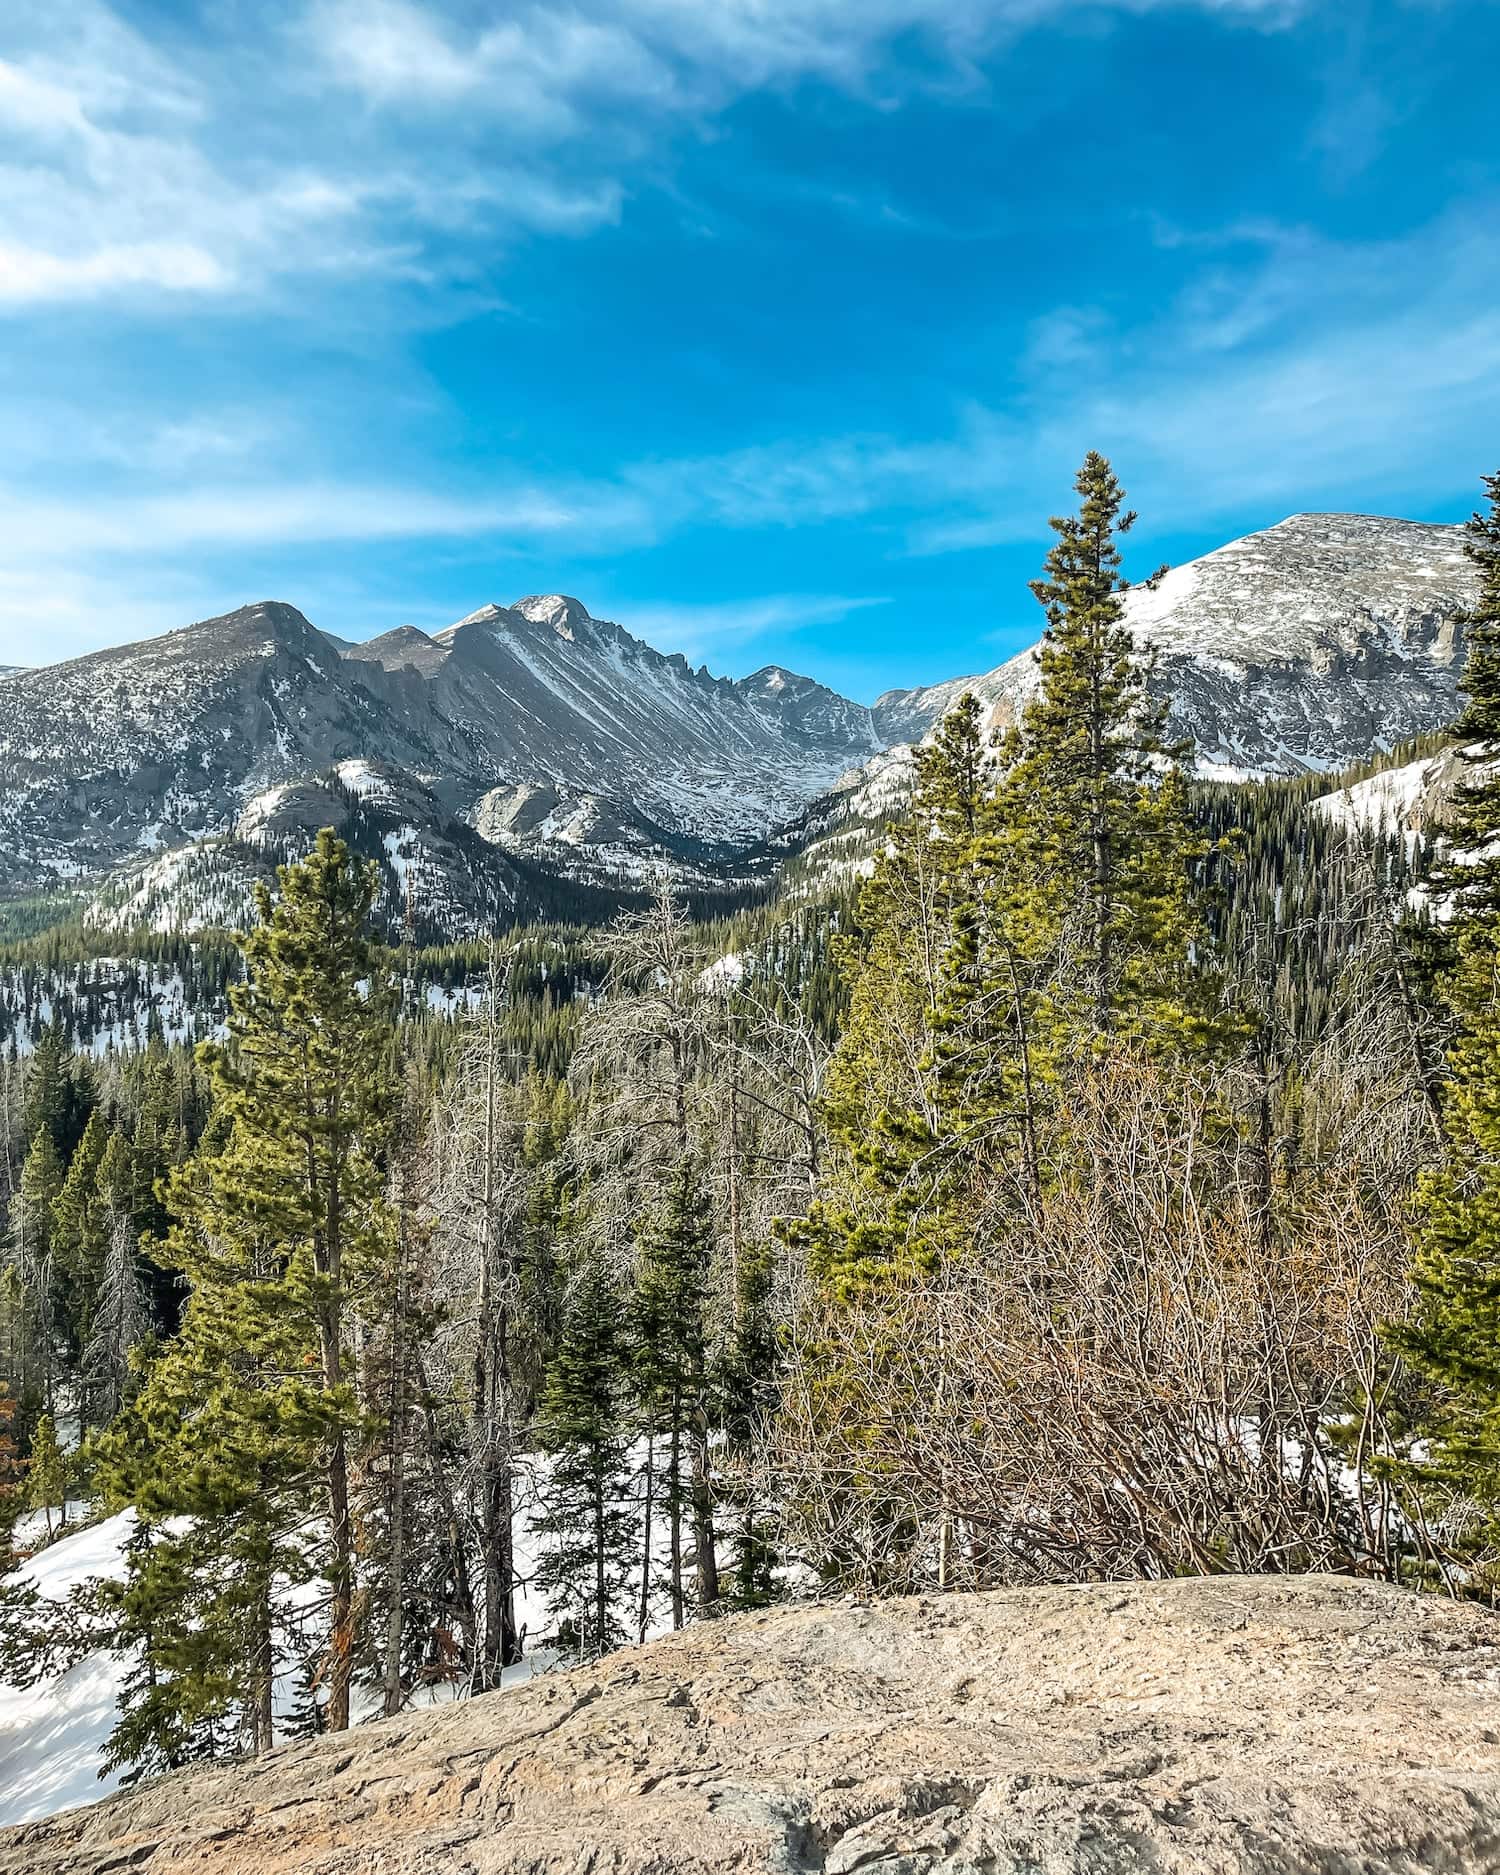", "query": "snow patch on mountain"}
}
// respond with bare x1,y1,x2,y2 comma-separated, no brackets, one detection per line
1314,756,1447,838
